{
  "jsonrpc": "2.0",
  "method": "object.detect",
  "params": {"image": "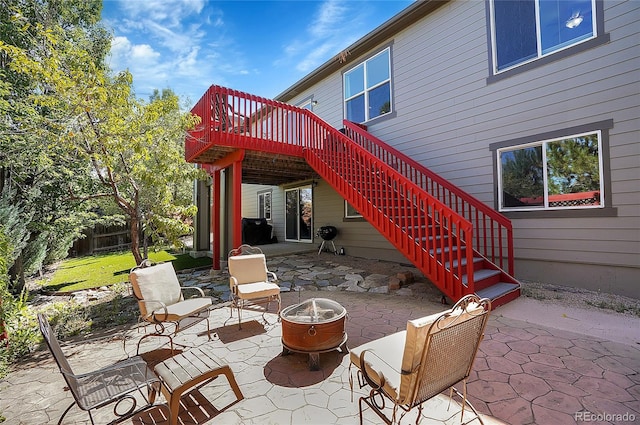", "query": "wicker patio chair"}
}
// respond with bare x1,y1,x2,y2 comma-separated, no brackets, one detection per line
129,261,212,354
349,294,491,425
38,313,160,425
227,244,281,329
